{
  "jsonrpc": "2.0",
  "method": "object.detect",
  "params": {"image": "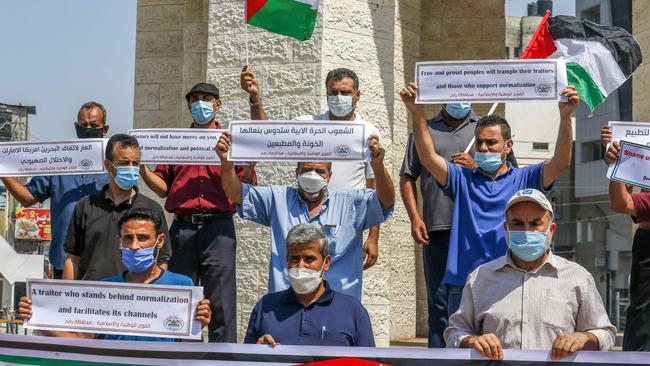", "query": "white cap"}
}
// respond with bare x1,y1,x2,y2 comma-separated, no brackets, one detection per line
505,189,553,215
